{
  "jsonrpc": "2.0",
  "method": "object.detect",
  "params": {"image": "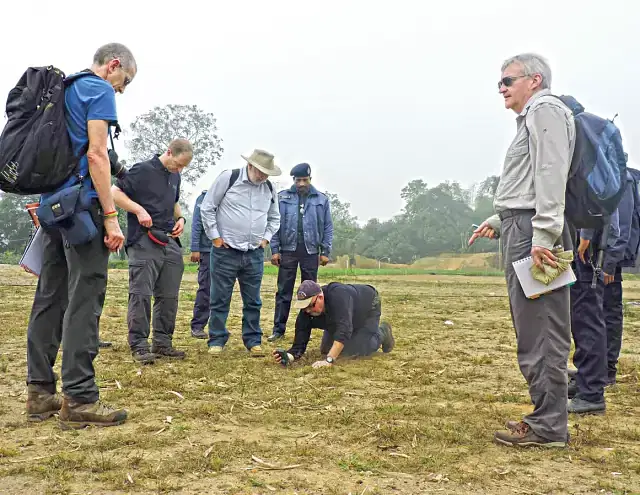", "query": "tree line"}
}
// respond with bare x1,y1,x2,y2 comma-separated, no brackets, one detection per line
326,176,500,264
